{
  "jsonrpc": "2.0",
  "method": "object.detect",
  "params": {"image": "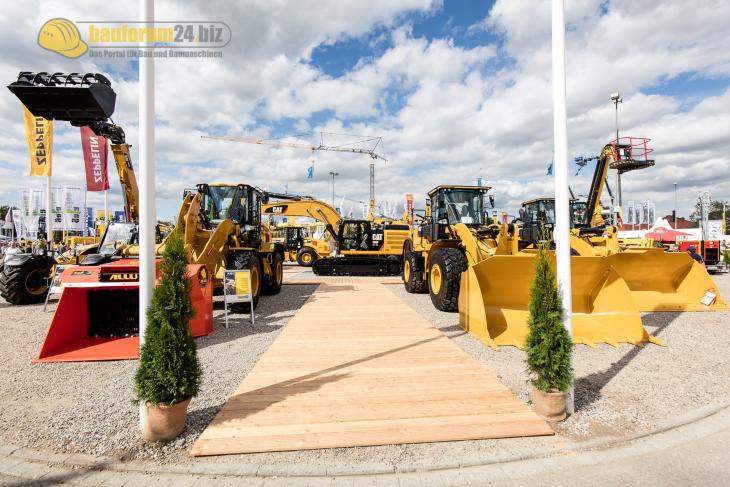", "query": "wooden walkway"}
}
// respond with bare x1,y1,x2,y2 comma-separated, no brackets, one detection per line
192,282,552,456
